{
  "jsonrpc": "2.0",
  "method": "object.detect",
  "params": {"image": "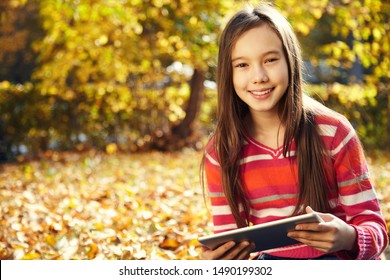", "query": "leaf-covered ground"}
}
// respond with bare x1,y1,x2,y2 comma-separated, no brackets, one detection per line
0,149,389,260
0,149,212,260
